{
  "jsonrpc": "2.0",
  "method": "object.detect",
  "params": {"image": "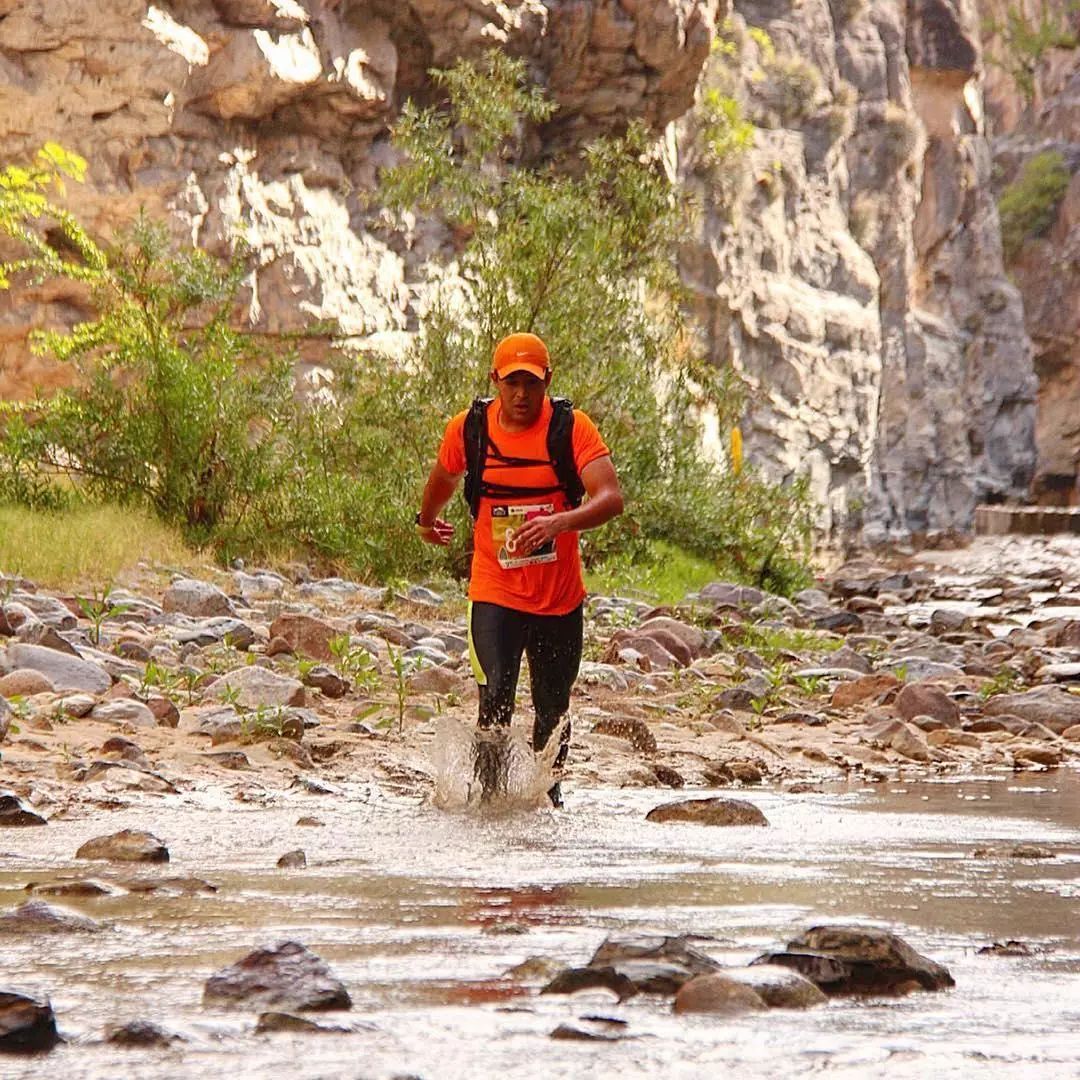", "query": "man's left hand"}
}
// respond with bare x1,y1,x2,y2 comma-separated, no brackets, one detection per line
510,512,566,555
